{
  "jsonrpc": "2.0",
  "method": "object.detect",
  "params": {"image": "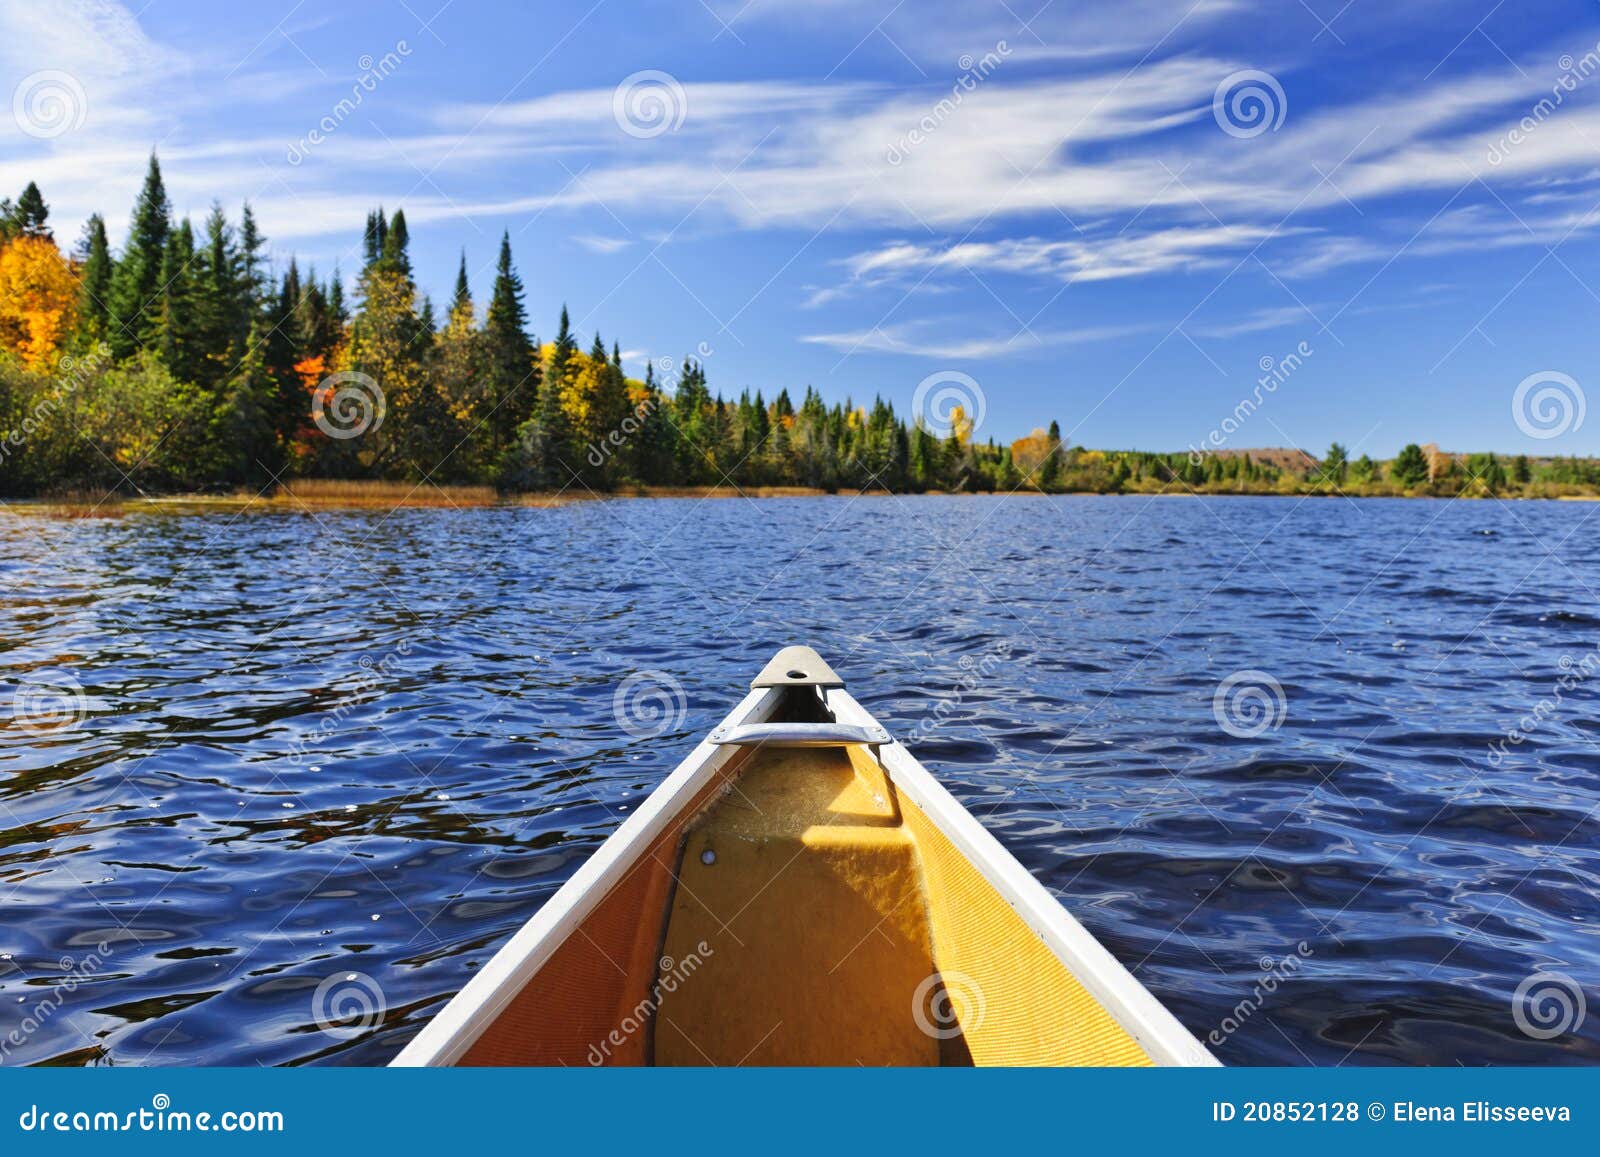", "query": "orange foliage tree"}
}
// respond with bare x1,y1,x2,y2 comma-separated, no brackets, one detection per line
0,235,79,367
